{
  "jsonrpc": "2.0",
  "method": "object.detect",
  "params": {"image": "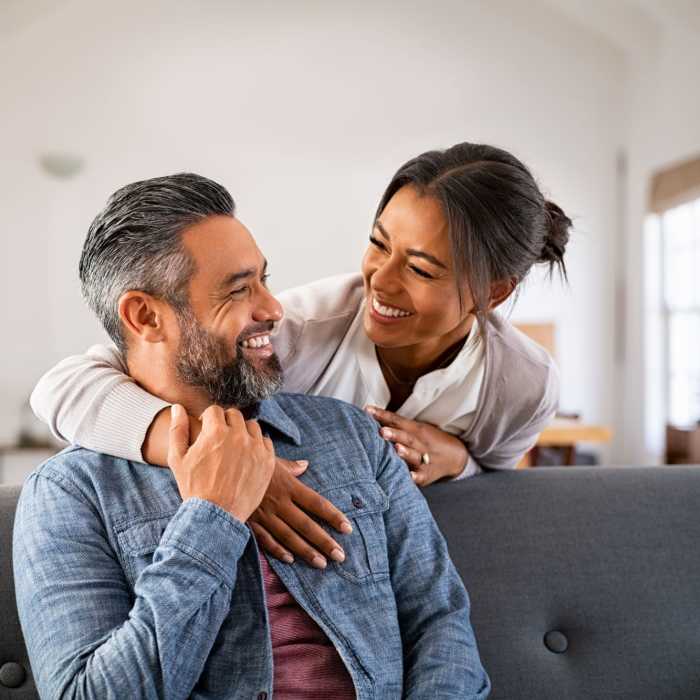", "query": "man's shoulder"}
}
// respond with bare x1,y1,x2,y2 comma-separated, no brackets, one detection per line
31,445,129,499
273,392,375,429
270,394,388,488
